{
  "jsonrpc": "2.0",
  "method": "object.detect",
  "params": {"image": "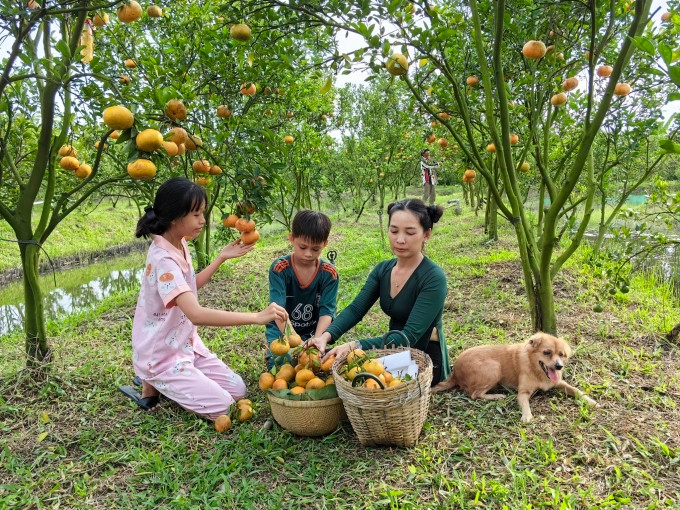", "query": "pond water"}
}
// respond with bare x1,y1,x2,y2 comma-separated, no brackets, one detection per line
0,251,146,337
